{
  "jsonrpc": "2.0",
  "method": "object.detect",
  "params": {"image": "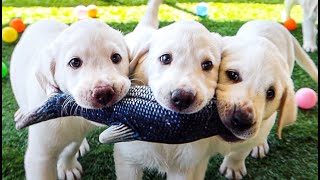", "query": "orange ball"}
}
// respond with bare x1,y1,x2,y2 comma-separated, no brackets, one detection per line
87,4,98,18
9,18,26,33
283,18,297,31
